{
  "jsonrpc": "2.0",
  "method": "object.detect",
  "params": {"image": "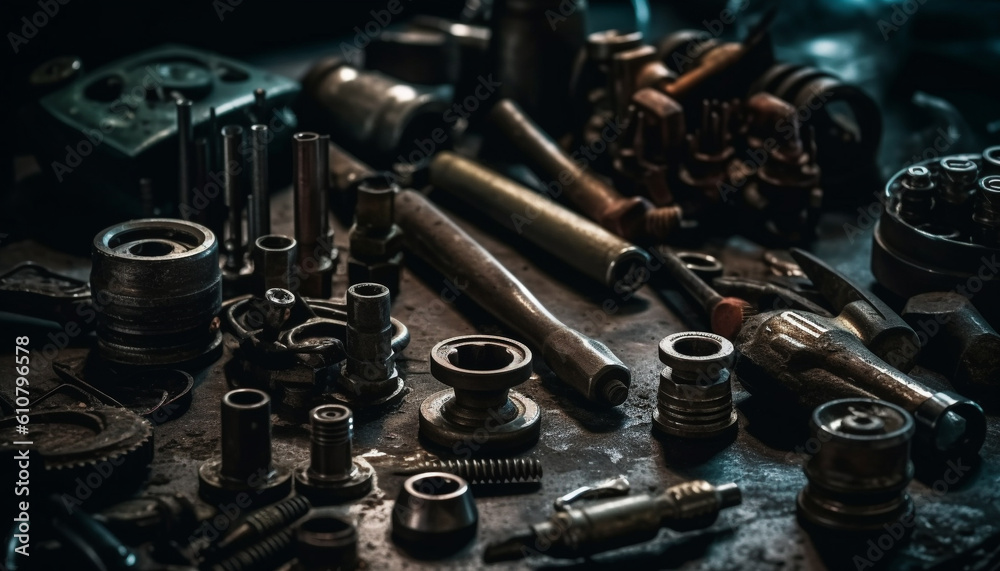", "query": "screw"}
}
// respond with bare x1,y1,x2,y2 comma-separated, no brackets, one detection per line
207,495,311,559
294,405,374,504
653,332,737,439
210,528,295,571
